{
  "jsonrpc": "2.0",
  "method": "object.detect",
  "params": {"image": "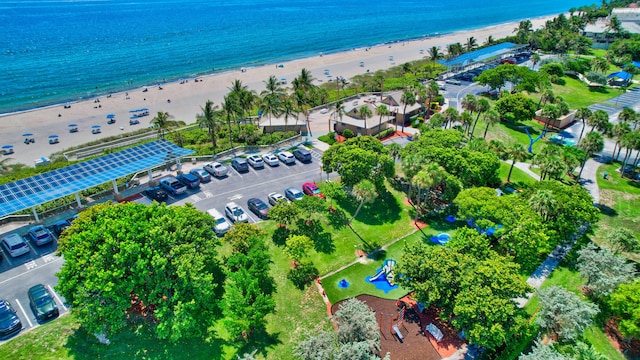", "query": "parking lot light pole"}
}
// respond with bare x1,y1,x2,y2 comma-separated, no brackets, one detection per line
31,207,40,223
